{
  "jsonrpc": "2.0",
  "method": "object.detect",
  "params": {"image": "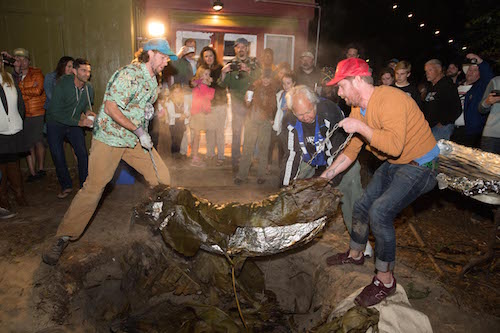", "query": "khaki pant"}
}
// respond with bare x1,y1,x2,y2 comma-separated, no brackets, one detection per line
56,139,170,240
